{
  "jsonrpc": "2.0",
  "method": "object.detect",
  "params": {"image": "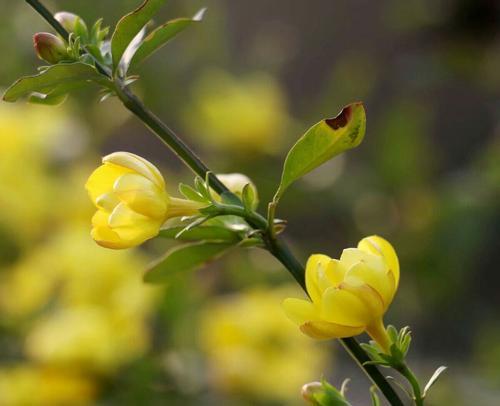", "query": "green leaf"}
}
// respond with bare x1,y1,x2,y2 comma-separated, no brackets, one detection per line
144,241,234,284
312,380,352,406
274,102,366,201
242,183,257,211
387,325,398,344
179,183,208,203
111,0,167,72
369,386,381,406
220,191,243,206
3,63,103,103
158,225,239,242
130,9,205,69
423,366,447,397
